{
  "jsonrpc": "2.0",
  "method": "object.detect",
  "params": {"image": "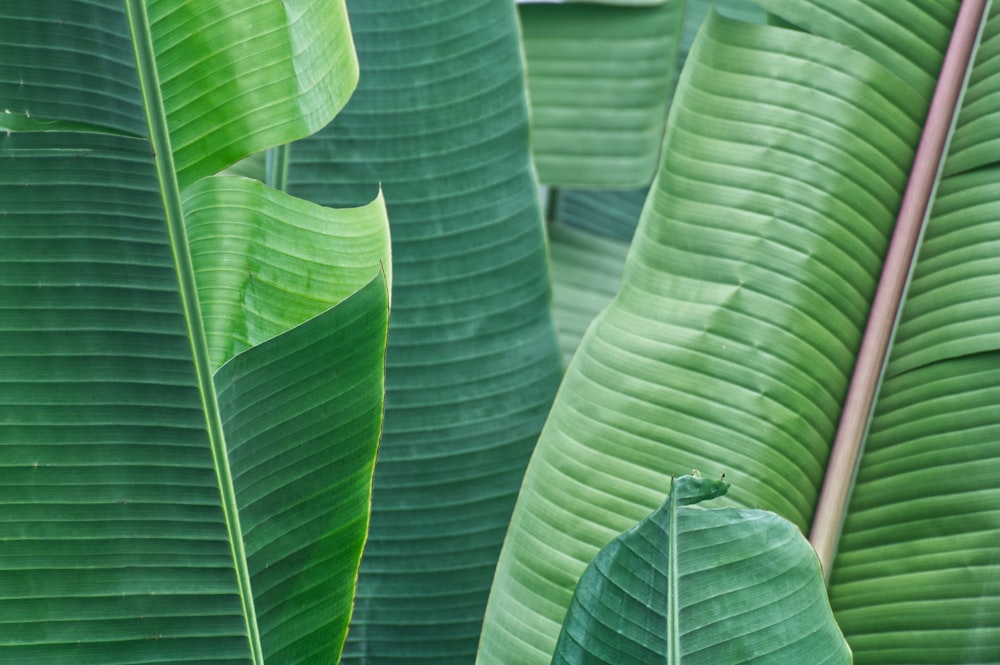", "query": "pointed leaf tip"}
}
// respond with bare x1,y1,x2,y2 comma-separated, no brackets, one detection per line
672,472,730,507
